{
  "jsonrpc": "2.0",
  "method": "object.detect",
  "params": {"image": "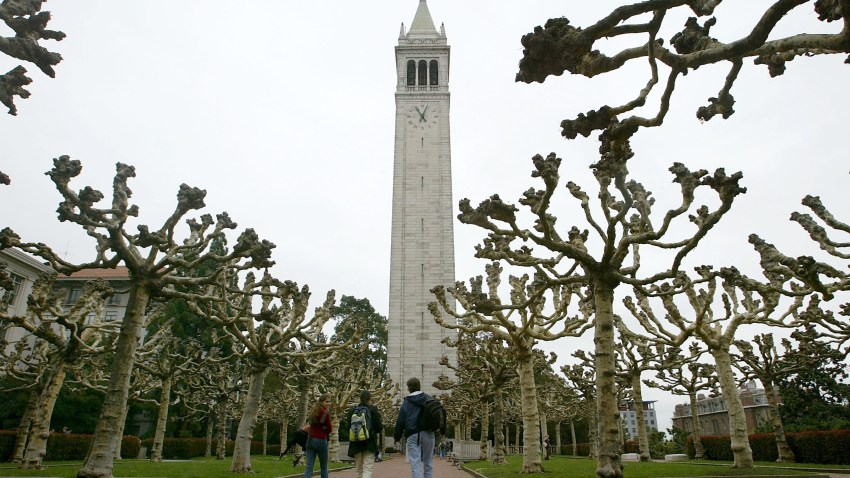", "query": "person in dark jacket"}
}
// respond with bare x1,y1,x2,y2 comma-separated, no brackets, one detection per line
303,394,333,478
346,390,383,478
393,377,436,478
